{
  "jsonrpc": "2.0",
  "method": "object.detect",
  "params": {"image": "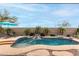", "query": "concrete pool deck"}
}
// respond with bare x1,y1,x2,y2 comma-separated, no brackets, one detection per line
0,36,79,56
